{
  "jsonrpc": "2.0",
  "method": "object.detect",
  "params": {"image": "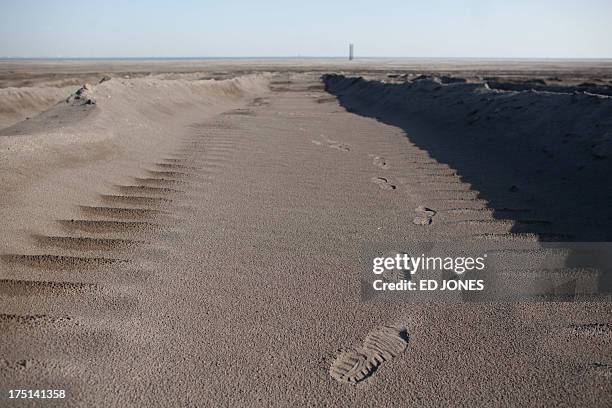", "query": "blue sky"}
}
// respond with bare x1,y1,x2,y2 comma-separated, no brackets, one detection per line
0,0,611,58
